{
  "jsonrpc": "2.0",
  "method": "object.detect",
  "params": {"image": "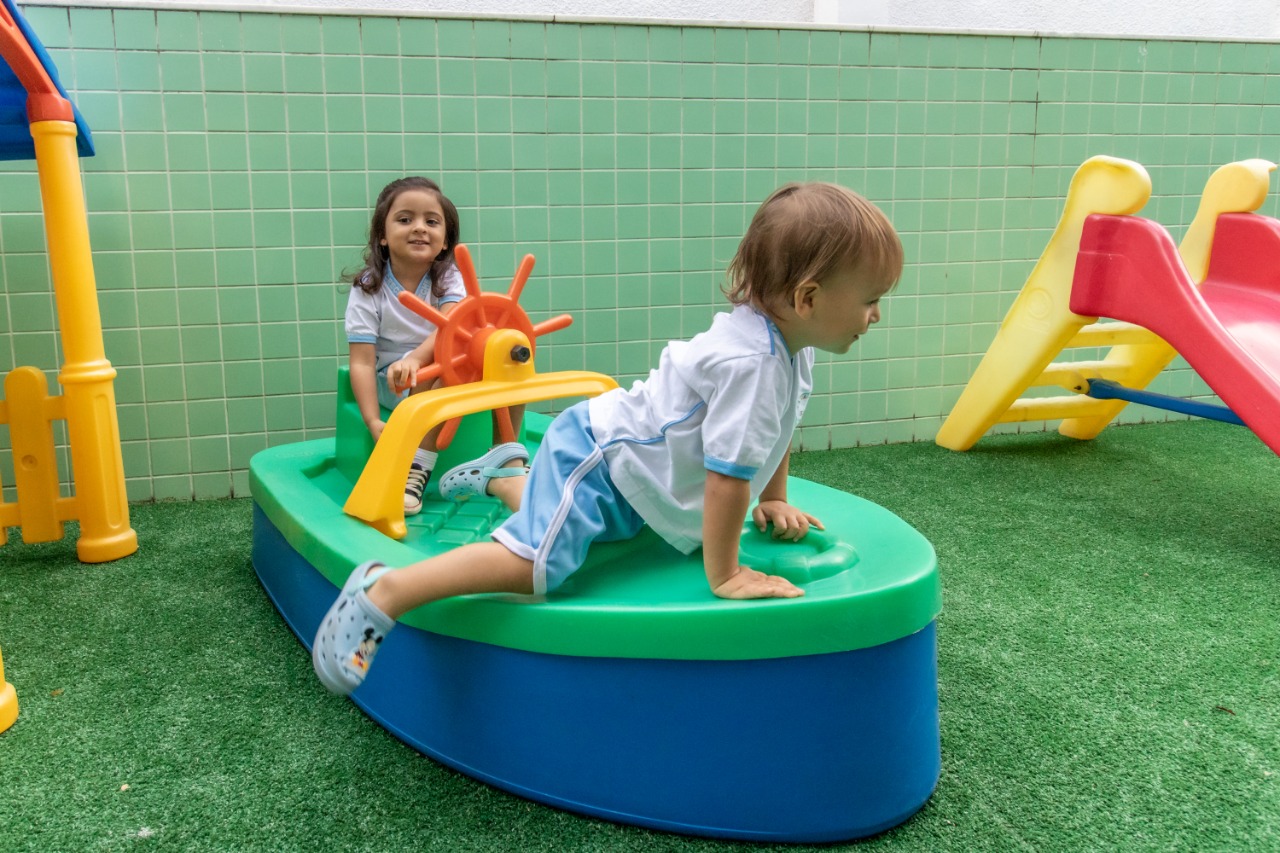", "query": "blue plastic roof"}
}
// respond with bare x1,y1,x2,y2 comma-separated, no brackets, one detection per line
0,0,93,160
